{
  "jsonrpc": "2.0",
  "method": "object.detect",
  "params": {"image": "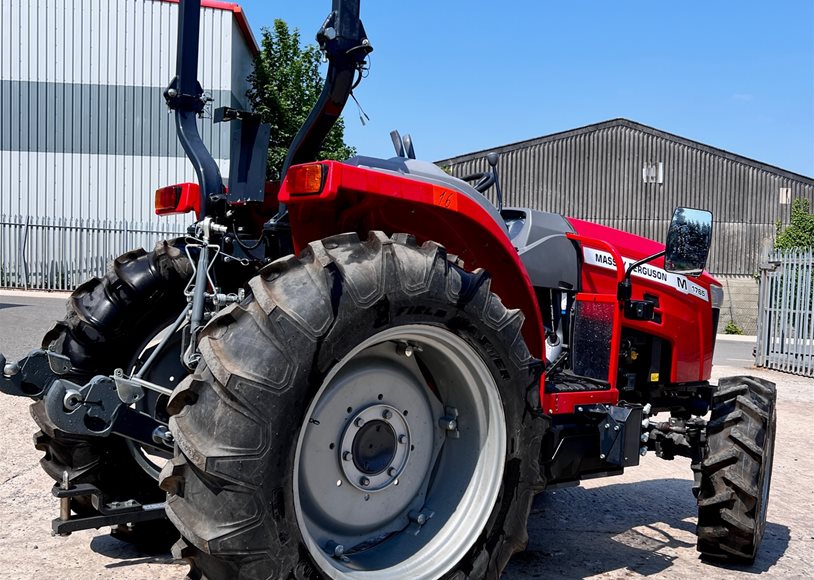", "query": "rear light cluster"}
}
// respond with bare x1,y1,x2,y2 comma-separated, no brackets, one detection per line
155,183,201,216
287,163,327,195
